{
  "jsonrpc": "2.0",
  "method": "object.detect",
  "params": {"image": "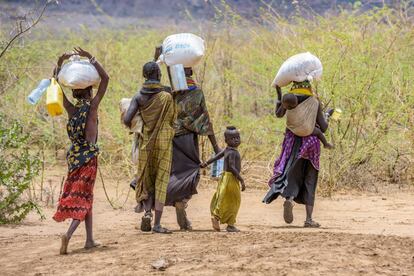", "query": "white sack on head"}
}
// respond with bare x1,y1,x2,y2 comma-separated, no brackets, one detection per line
58,55,101,89
119,98,143,134
272,52,323,88
159,33,205,67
